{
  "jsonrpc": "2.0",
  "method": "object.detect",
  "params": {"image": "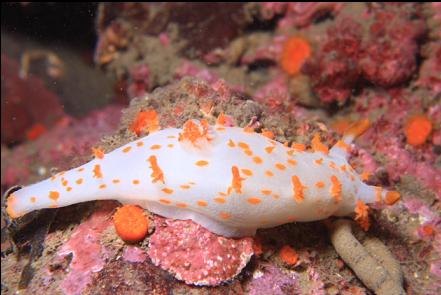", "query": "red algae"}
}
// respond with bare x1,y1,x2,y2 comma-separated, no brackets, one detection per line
56,202,116,295
147,216,254,286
